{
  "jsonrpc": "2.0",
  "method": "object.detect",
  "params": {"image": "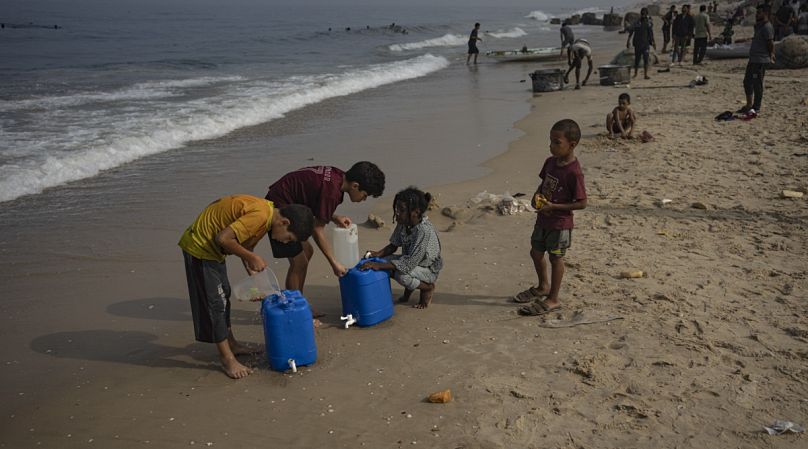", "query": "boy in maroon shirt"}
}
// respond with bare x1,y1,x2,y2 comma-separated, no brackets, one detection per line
265,162,385,296
512,119,587,315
